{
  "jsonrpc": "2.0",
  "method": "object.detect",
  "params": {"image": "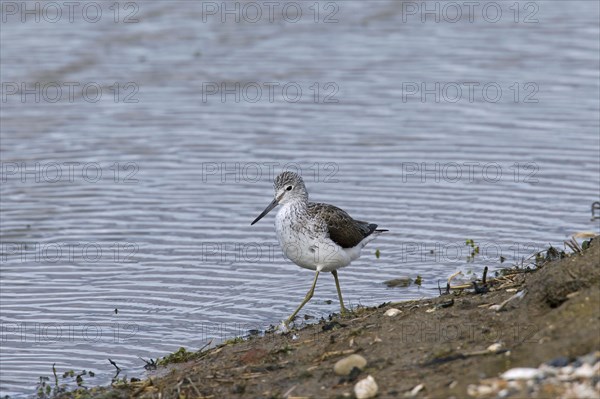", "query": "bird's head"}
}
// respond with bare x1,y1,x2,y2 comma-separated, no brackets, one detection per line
251,171,308,225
